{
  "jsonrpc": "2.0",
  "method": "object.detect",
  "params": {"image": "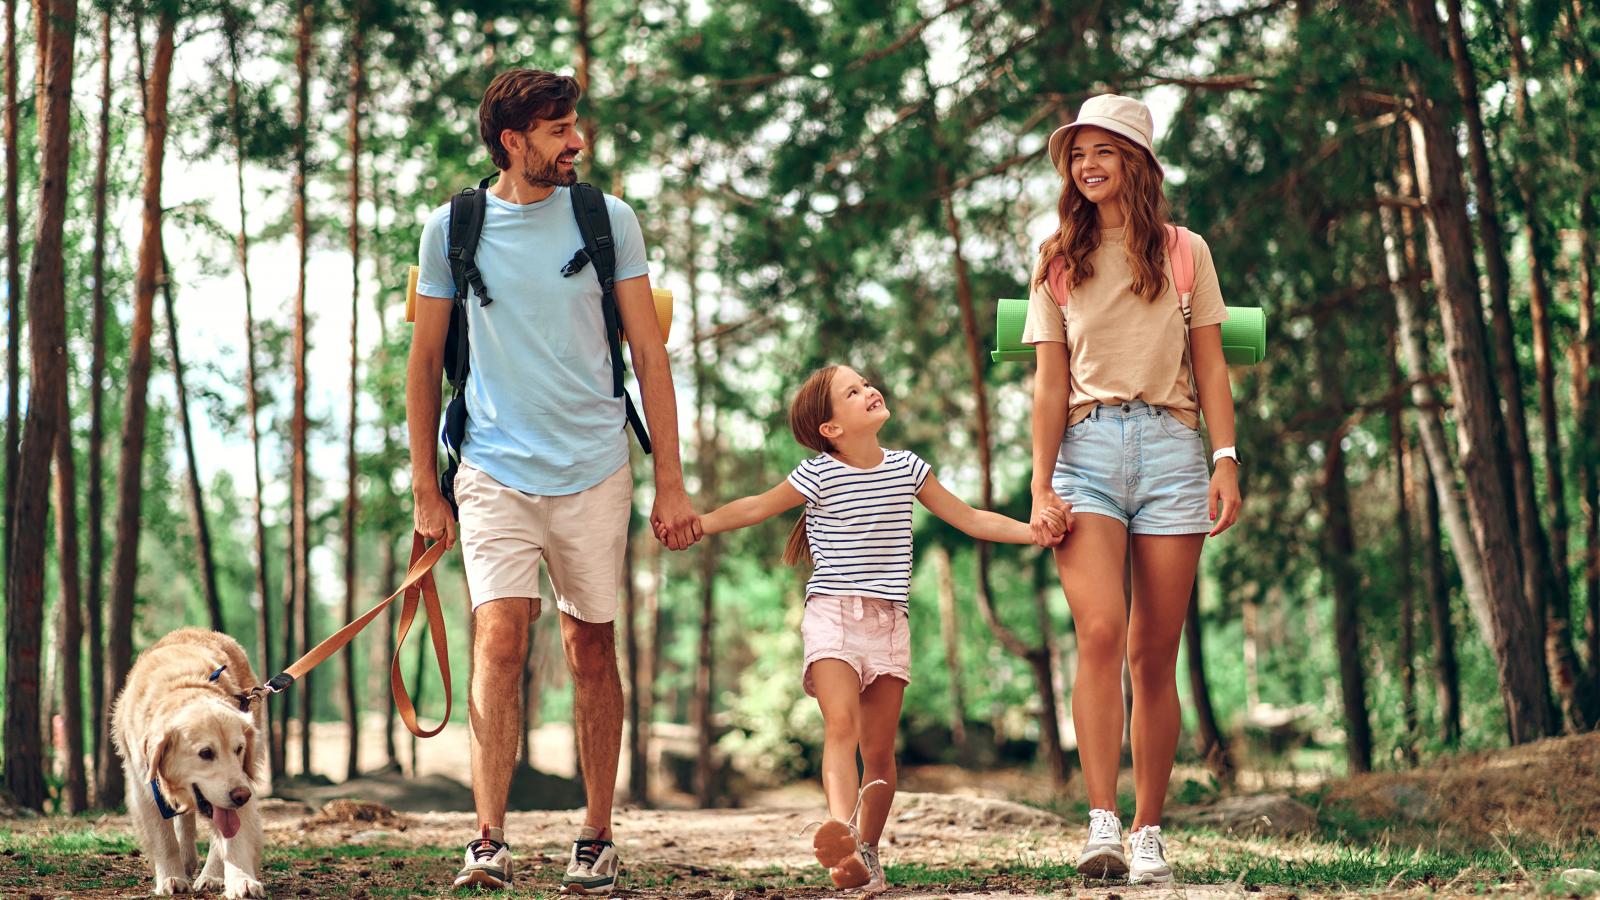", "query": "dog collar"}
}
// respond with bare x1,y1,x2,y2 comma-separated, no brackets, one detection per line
150,779,180,820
